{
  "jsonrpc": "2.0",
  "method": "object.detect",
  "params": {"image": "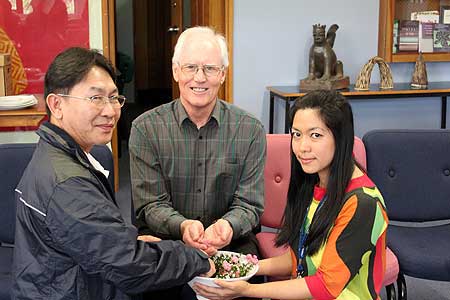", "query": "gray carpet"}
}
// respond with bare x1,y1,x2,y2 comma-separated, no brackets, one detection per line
116,146,450,300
